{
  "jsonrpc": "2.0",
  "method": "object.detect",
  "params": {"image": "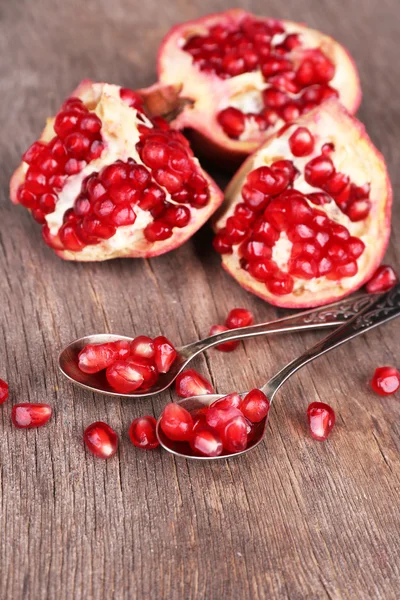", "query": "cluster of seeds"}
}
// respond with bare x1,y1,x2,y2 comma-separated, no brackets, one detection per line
78,335,177,394
183,17,338,138
214,127,370,296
